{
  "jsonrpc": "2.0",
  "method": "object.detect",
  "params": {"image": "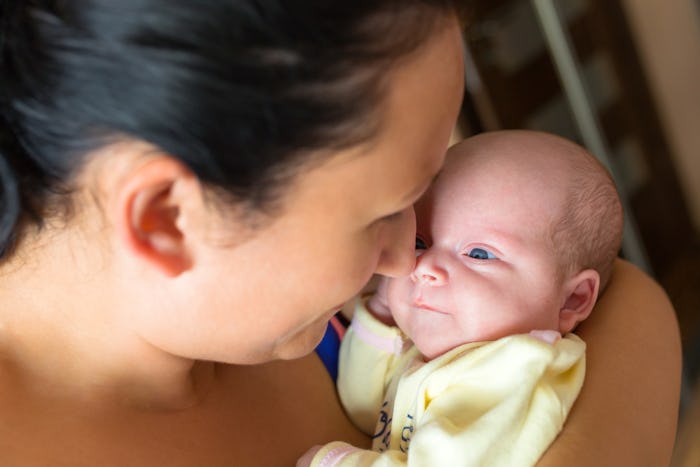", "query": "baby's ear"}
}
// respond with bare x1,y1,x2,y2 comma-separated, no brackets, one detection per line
559,269,600,334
